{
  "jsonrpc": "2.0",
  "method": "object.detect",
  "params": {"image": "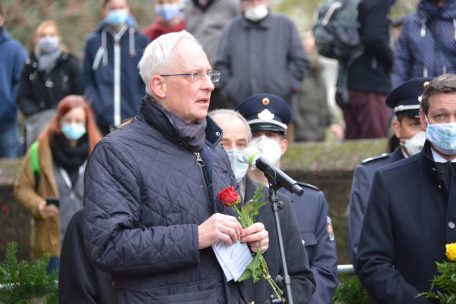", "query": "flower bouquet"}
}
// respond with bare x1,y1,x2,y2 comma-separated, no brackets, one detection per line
216,185,284,301
419,243,456,303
